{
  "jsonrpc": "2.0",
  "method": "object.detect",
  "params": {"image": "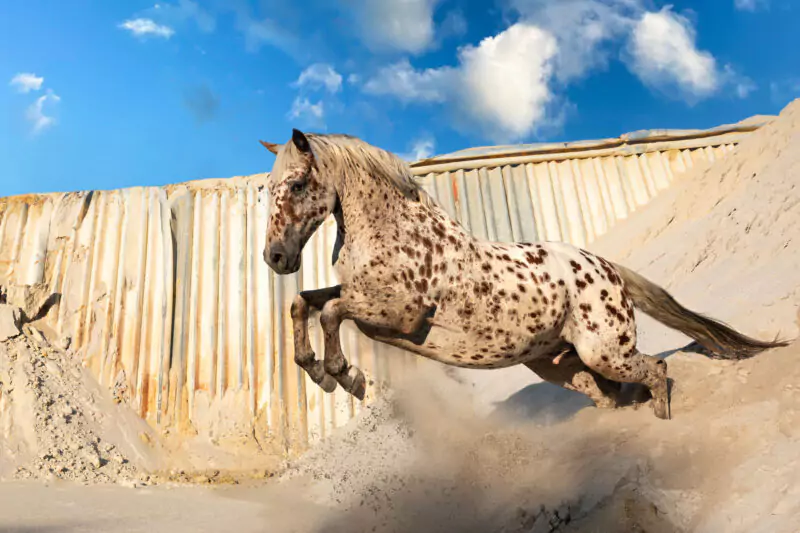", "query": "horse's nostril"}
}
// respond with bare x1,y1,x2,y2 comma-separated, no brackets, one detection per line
267,242,290,271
